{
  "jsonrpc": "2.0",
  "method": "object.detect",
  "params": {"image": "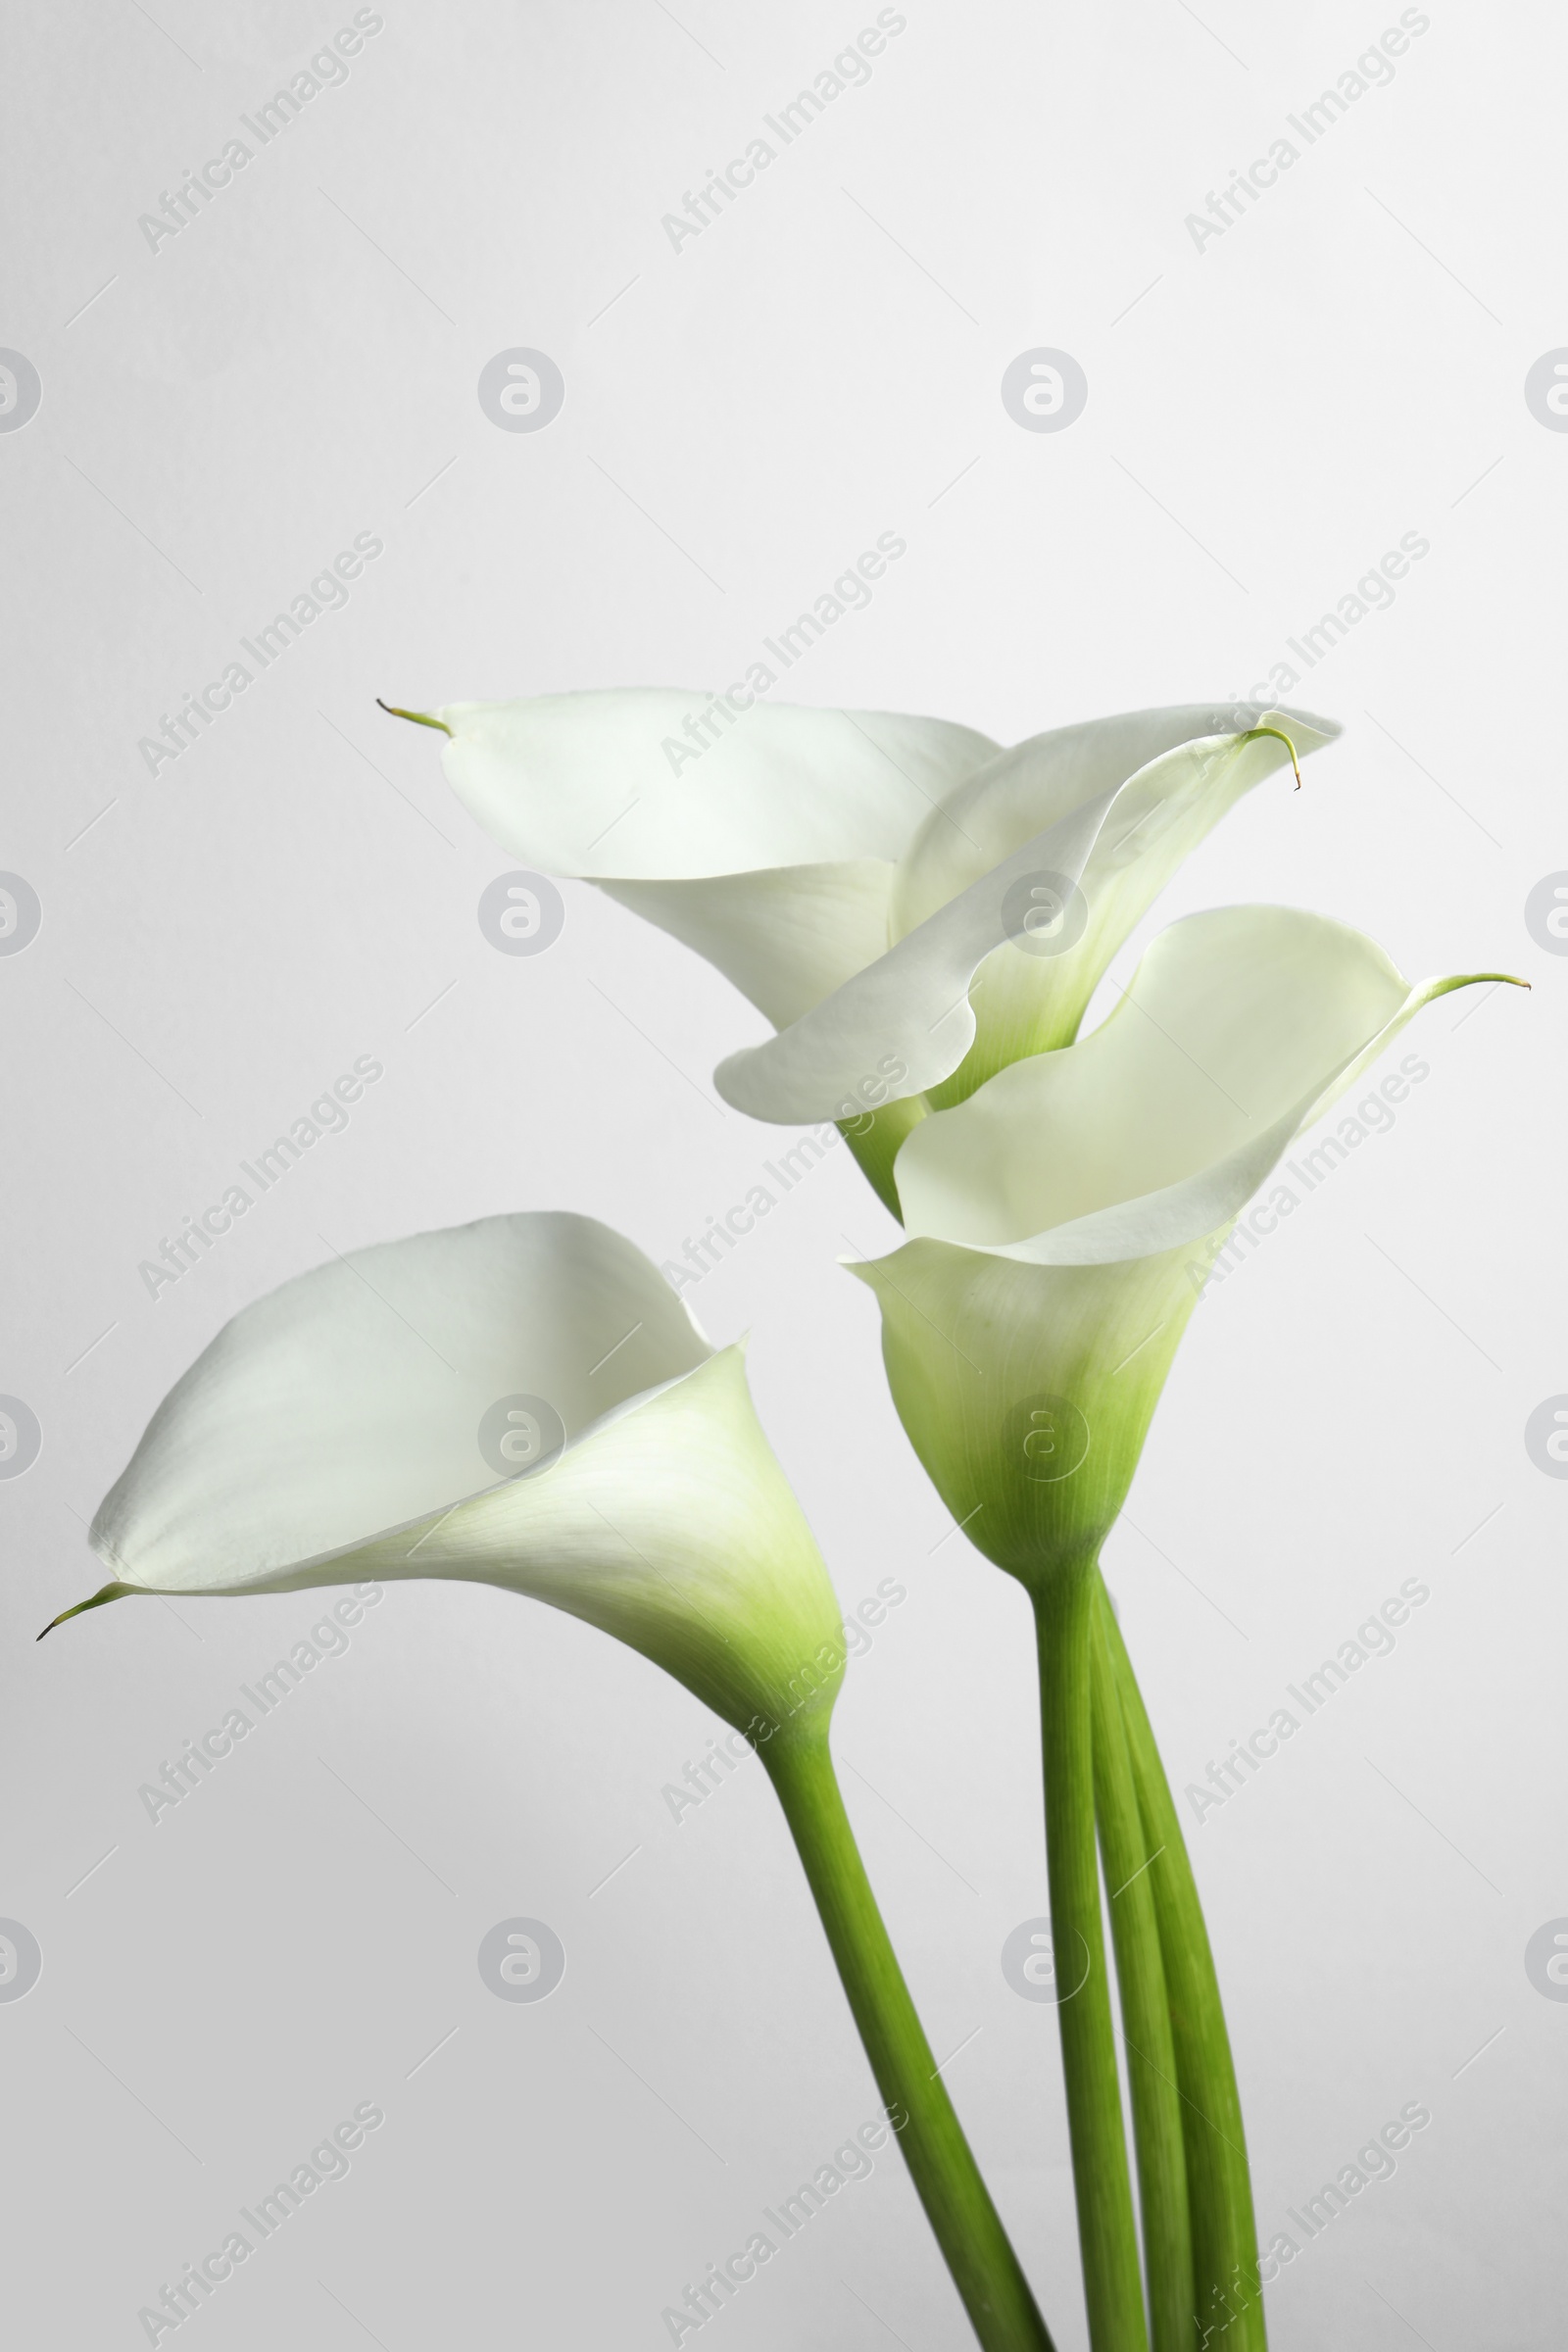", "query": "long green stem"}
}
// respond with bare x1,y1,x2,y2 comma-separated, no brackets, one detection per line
1096,1579,1267,2350
1033,1570,1150,2352
764,1728,1056,2352
1090,1596,1194,2352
